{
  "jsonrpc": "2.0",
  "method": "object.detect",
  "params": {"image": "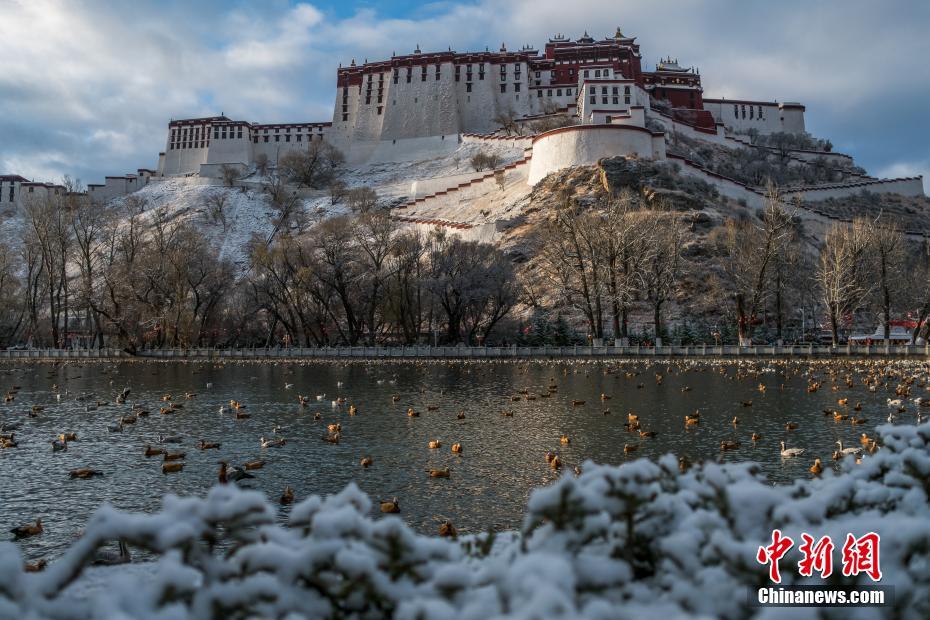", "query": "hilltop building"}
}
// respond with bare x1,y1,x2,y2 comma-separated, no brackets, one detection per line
154,29,806,176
